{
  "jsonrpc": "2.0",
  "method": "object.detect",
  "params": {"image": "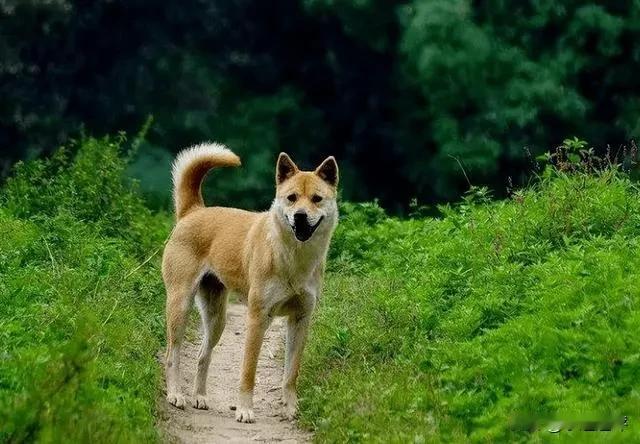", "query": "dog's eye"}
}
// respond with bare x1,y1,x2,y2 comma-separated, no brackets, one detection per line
287,194,297,203
311,195,323,203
